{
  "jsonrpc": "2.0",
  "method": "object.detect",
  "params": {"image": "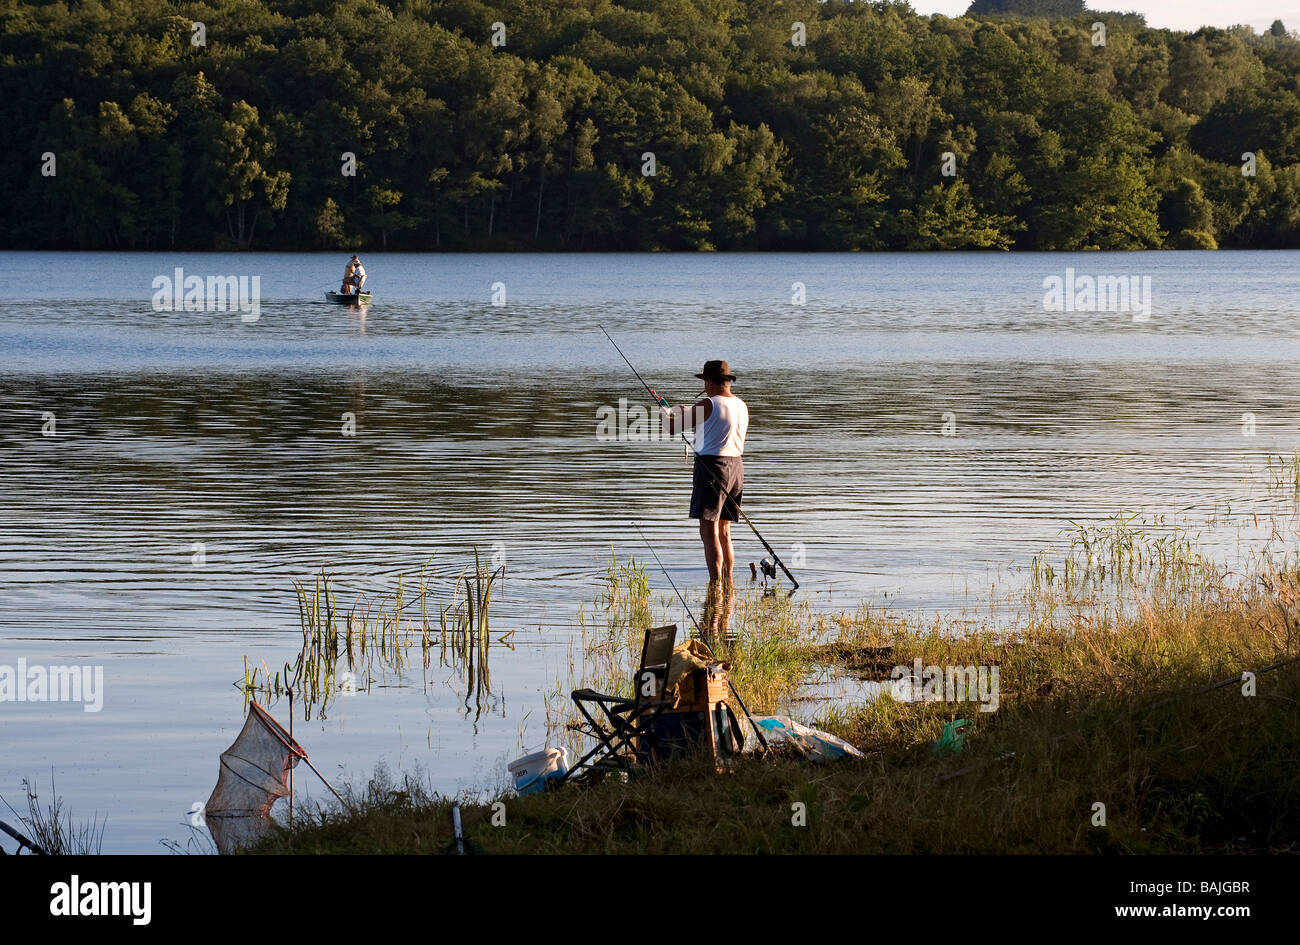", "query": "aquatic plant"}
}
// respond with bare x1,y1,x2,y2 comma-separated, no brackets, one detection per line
1265,451,1300,505
2,773,105,855
237,552,504,719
